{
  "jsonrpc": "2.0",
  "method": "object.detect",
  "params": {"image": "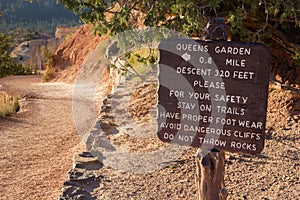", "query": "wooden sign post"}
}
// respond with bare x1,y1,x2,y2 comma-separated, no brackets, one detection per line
157,19,271,199
196,19,229,200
